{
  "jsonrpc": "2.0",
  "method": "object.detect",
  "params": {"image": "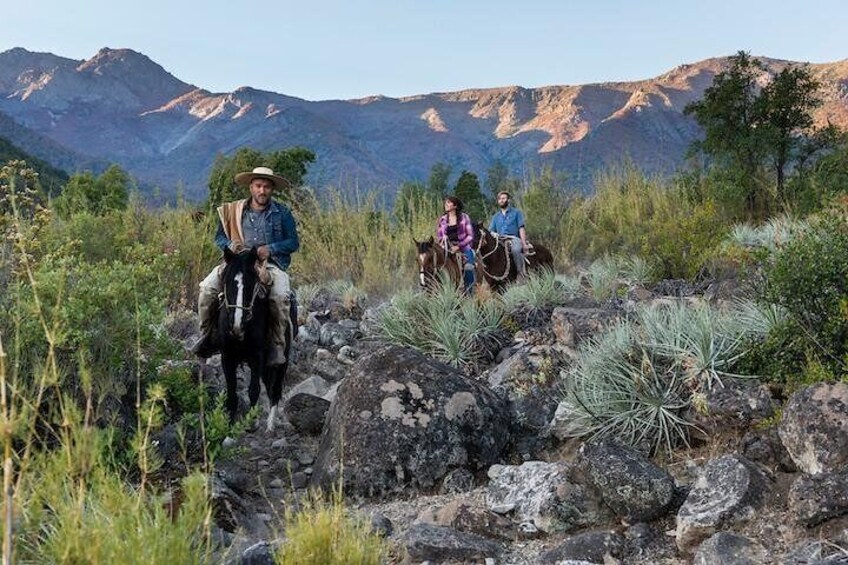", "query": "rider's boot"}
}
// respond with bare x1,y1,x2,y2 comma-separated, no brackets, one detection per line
190,287,220,358
267,294,292,366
